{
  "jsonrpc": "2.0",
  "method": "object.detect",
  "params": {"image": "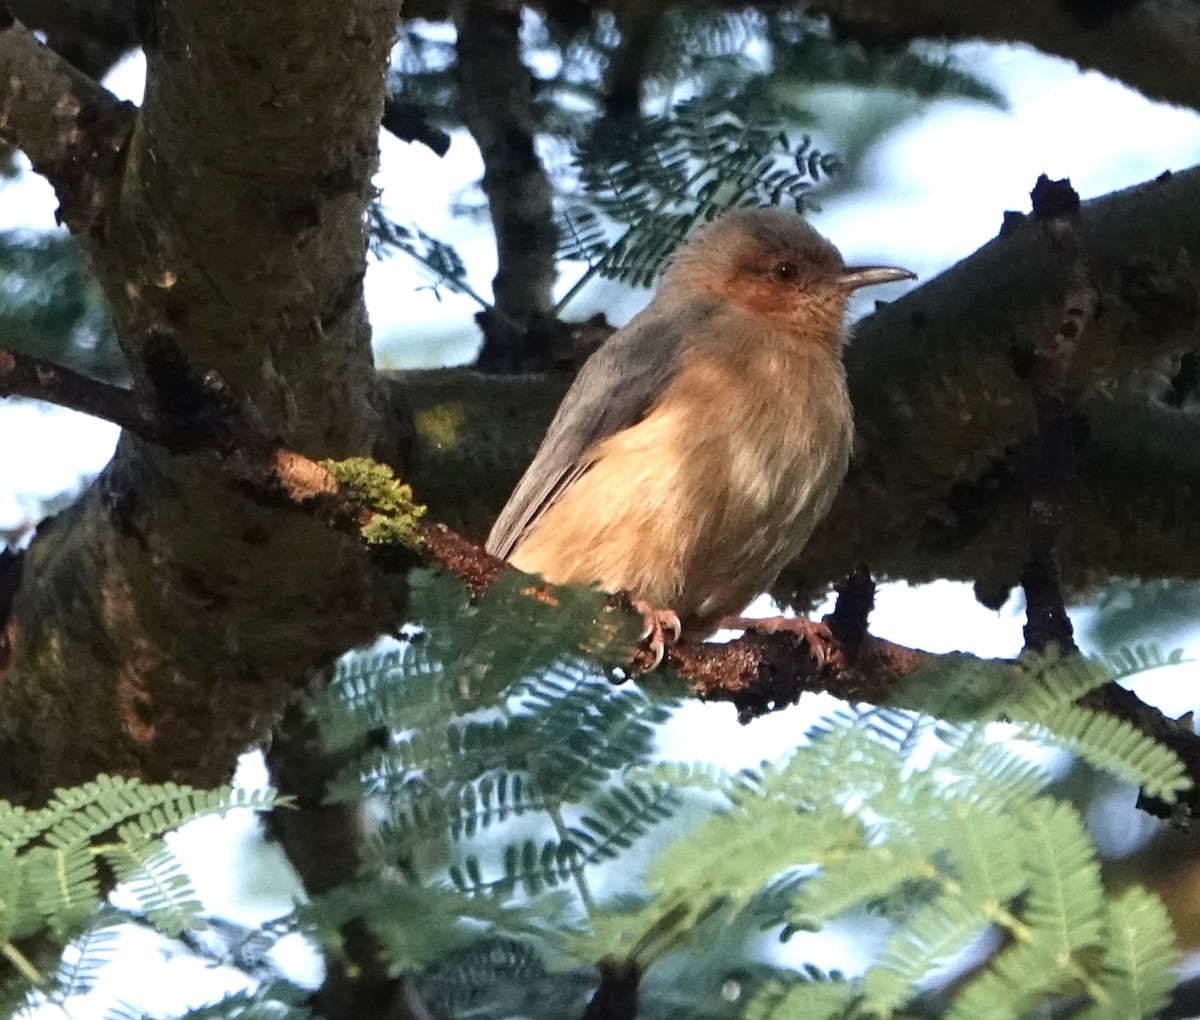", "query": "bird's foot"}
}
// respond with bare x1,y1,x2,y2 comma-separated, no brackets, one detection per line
634,601,682,670
720,615,834,667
